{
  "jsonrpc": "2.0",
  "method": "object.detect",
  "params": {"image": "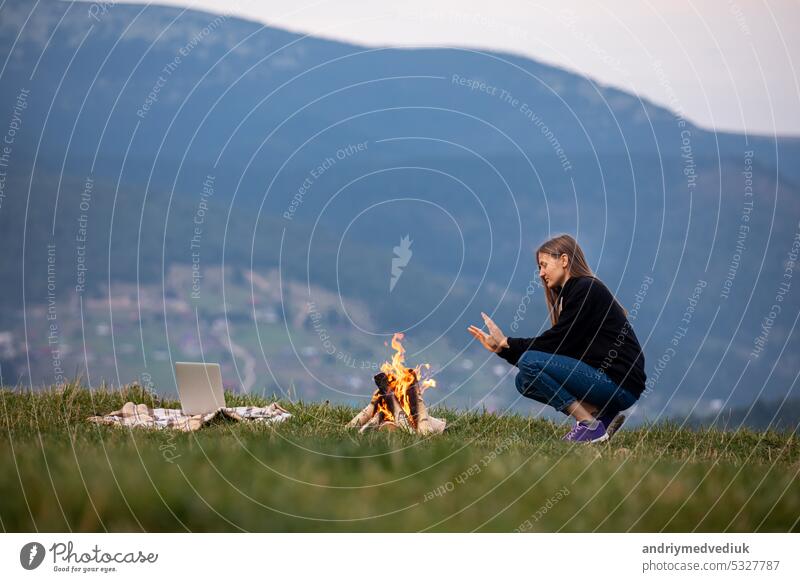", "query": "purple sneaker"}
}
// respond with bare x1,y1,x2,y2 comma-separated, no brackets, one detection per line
597,412,626,438
562,419,609,443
